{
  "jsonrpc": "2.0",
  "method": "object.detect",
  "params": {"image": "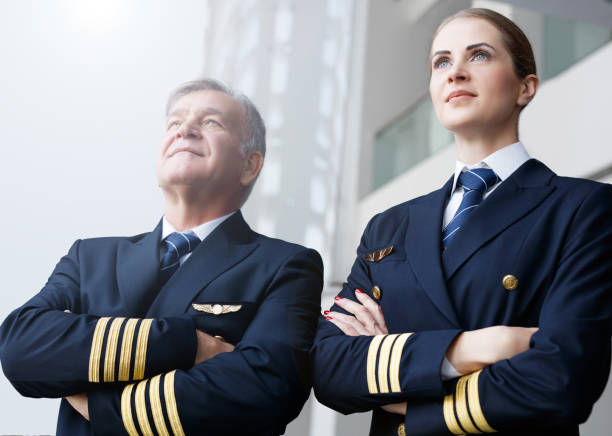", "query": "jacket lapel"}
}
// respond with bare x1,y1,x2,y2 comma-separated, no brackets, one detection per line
405,175,461,327
116,220,163,317
146,211,259,317
442,159,555,279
